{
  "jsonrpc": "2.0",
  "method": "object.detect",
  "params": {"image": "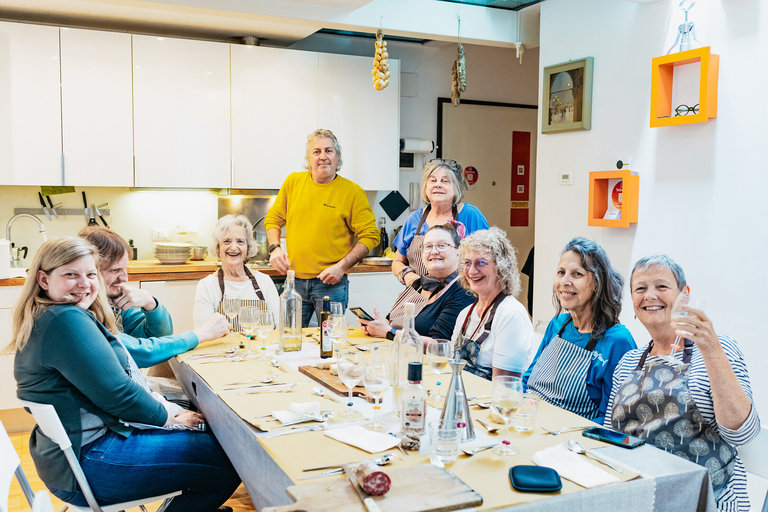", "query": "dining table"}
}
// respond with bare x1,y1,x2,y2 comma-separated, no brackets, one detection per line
168,328,716,512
